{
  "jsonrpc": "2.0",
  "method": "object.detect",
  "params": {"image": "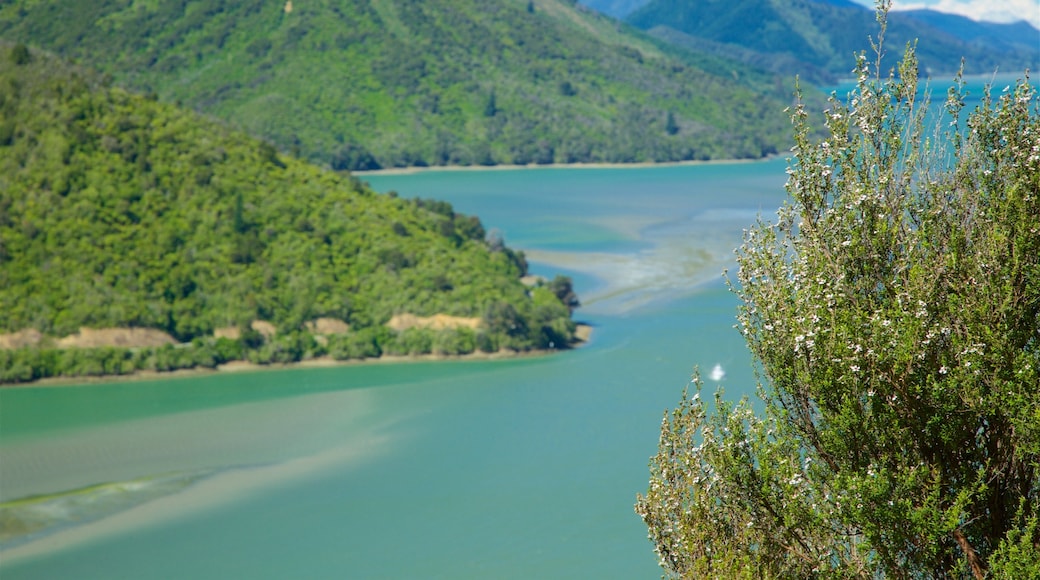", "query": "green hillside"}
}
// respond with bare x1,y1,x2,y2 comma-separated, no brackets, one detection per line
0,44,578,382
579,0,648,19
629,0,1040,84
0,0,792,170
